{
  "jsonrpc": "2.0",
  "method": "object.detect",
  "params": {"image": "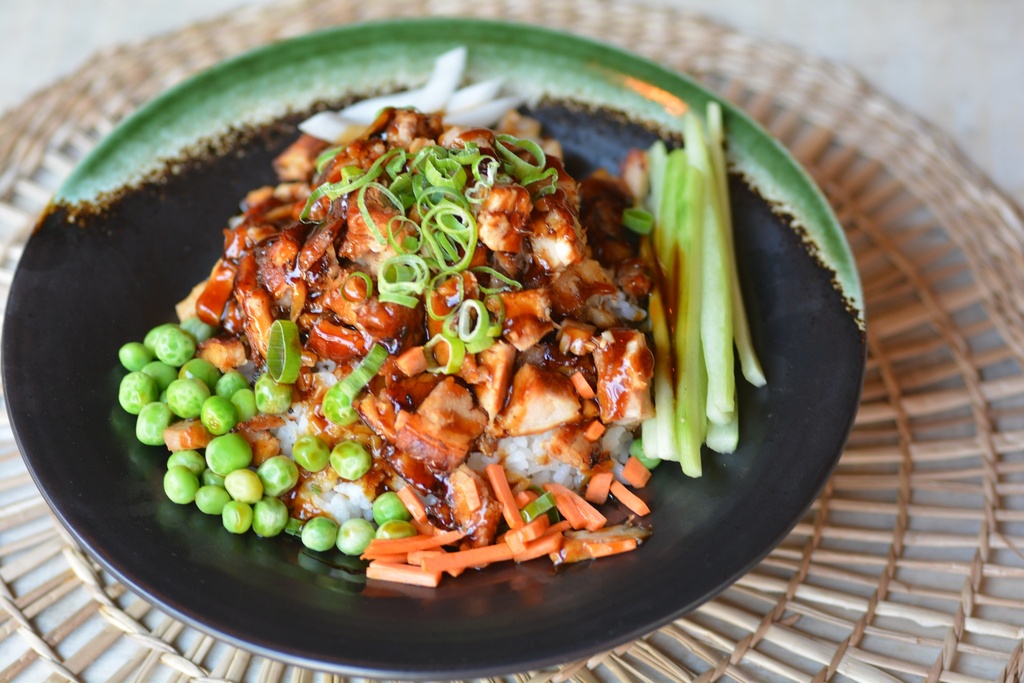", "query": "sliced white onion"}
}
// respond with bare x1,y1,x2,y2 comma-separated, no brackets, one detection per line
444,96,524,128
299,46,522,142
297,111,366,143
333,46,467,124
446,78,506,114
